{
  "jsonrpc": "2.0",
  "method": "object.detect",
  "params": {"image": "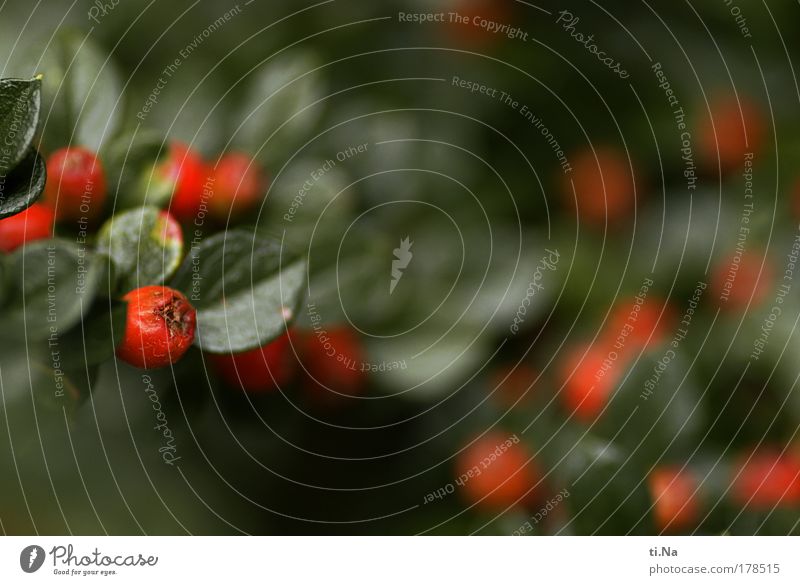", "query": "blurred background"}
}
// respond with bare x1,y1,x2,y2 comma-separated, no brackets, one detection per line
1,0,800,535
